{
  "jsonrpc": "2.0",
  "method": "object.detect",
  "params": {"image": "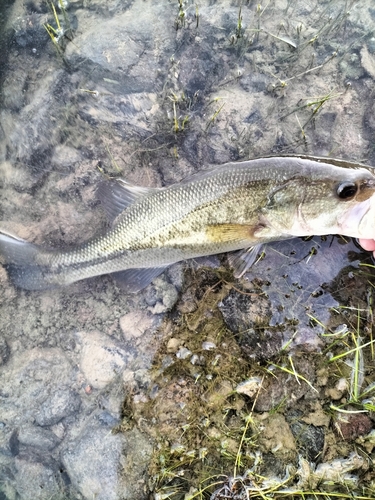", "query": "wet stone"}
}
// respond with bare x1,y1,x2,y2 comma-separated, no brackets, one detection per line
334,411,373,441
0,348,75,425
286,410,325,463
235,327,283,362
13,15,49,51
77,330,129,390
219,288,283,360
0,336,10,366
35,388,81,427
18,426,61,451
96,411,120,427
146,279,179,314
13,453,67,500
62,425,152,500
119,310,158,340
65,3,176,91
